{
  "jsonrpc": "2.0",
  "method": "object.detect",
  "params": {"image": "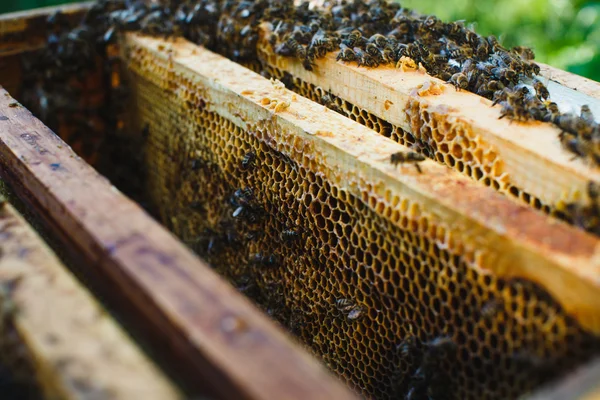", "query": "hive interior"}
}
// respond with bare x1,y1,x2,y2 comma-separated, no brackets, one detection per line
3,2,600,399
117,37,600,400
256,44,558,218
